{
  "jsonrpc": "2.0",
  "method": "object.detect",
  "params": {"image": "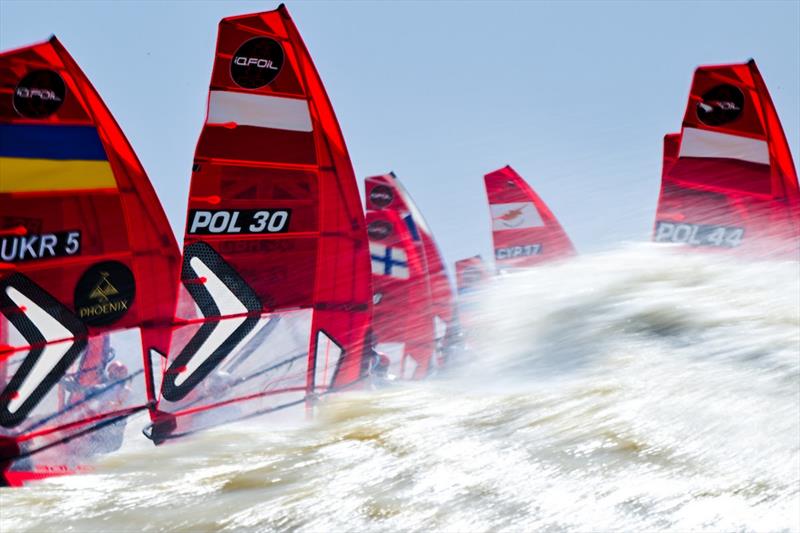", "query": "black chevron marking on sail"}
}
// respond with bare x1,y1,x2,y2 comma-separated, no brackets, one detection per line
0,274,87,428
160,242,261,402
